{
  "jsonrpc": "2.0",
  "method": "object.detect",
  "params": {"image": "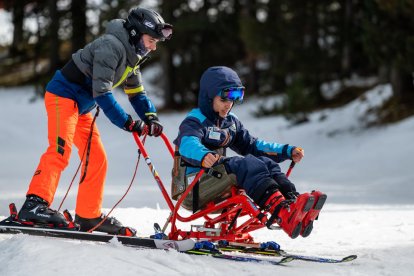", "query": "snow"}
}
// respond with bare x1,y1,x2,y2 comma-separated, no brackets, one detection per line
0,10,13,47
320,74,378,100
1,82,414,275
